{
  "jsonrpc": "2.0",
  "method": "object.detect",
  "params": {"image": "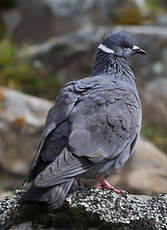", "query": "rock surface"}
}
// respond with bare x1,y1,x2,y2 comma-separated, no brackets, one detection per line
142,78,167,128
0,87,51,188
0,87,51,127
84,137,167,195
120,138,167,194
2,0,144,44
2,0,97,43
25,25,167,89
0,189,167,230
